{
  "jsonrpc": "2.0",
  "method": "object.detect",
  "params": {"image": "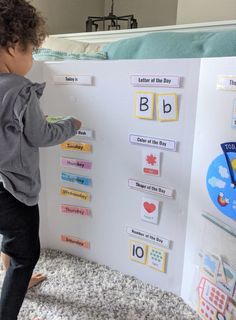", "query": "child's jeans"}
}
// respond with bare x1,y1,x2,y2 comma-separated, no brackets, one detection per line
0,182,40,320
